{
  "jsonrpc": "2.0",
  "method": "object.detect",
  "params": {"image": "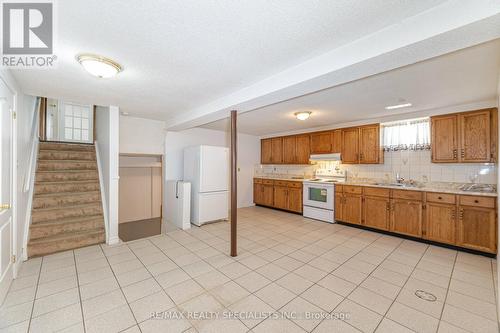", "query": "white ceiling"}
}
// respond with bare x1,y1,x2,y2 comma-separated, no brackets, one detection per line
201,40,500,136
10,0,451,122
